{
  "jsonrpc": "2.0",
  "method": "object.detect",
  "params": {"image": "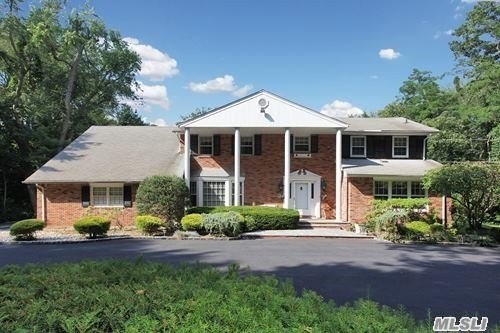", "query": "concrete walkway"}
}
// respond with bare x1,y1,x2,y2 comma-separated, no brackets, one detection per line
242,228,373,239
